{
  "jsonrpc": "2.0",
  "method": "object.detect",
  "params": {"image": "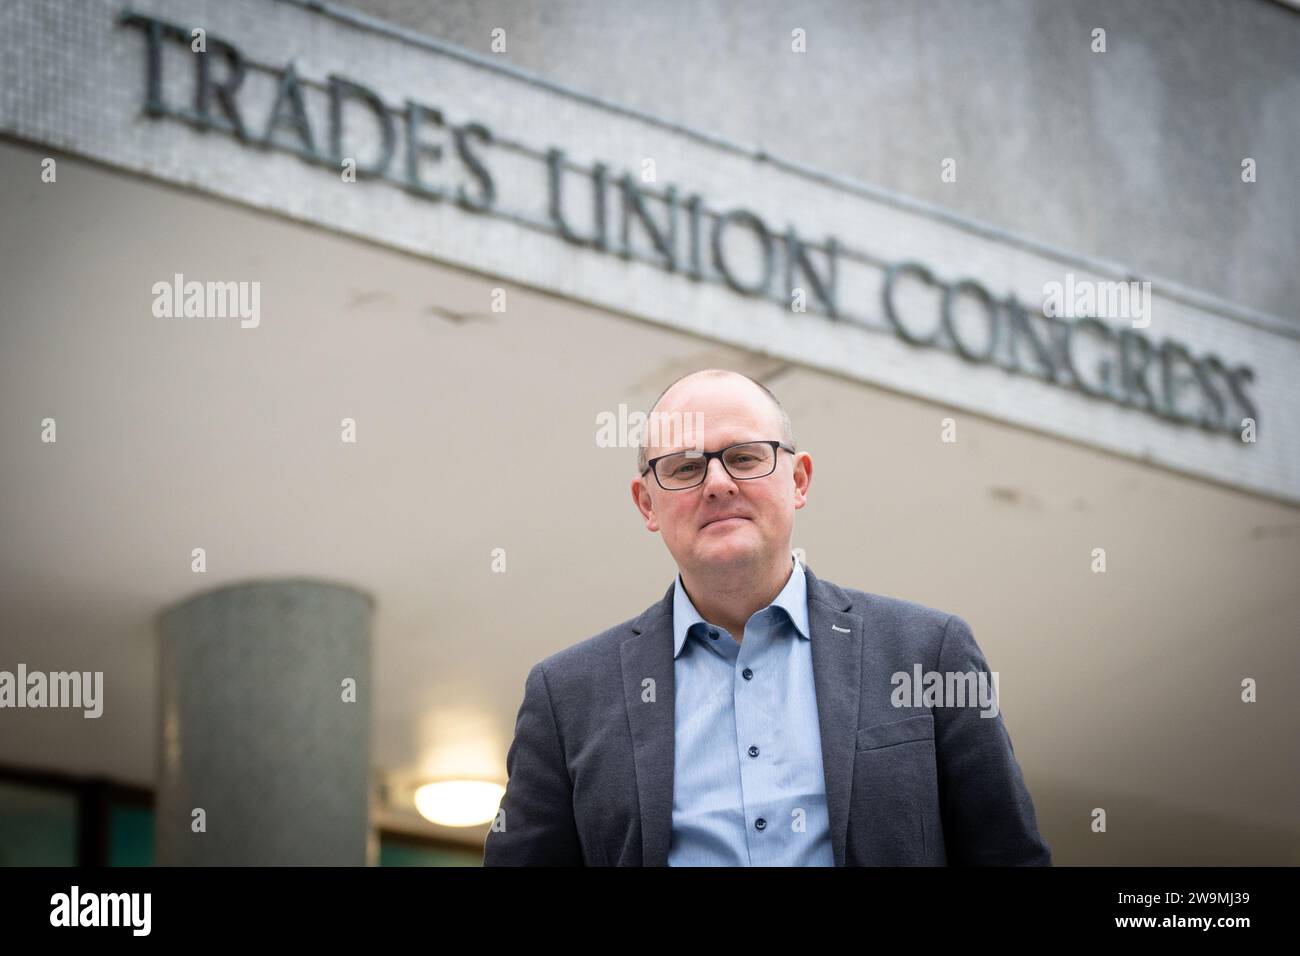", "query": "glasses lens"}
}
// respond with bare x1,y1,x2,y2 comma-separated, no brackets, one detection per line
656,452,706,488
723,442,775,478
